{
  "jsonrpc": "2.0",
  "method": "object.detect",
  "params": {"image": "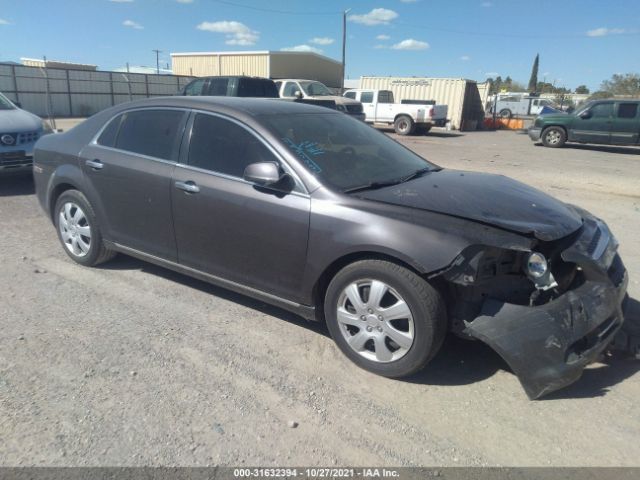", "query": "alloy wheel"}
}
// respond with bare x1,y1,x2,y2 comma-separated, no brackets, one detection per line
58,202,92,257
336,279,415,363
545,130,561,145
